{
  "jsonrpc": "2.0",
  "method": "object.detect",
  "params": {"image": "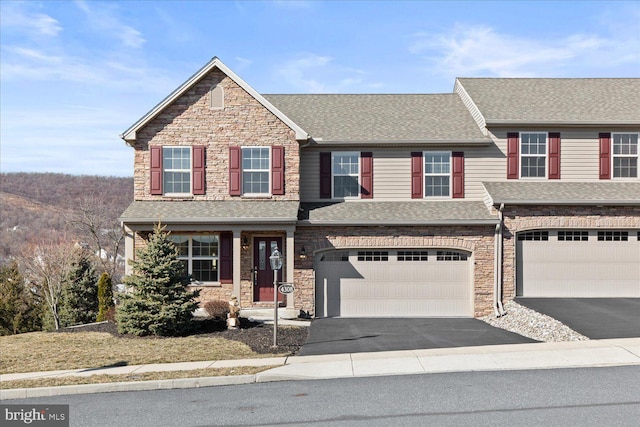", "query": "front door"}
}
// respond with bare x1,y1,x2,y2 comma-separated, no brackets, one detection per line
254,237,285,302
